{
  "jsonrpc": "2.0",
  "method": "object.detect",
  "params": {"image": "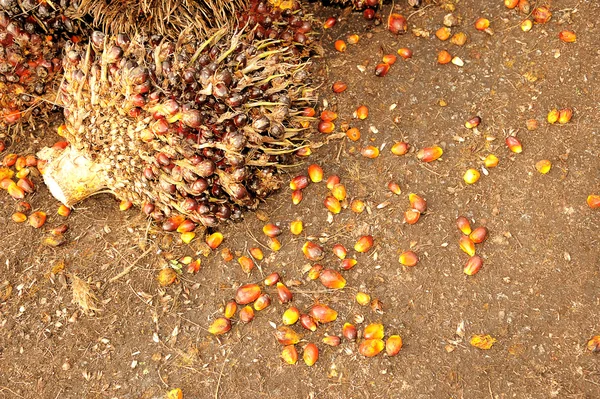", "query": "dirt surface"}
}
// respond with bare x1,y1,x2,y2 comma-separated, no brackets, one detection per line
1,1,600,398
